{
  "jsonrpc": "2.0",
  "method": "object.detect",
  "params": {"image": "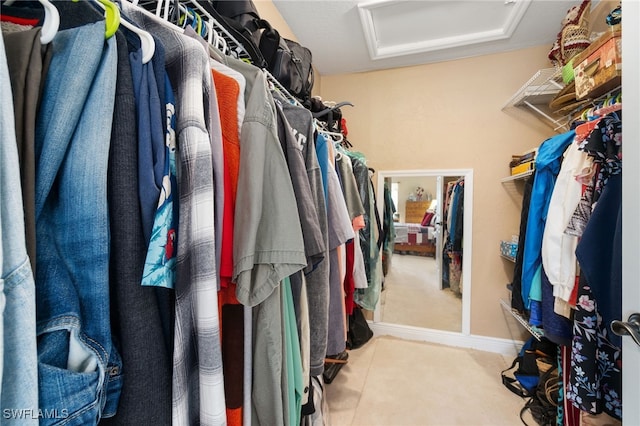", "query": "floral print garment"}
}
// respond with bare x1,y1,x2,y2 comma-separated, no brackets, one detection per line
576,112,622,202
566,113,622,237
568,283,622,419
567,112,622,420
